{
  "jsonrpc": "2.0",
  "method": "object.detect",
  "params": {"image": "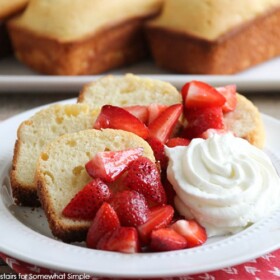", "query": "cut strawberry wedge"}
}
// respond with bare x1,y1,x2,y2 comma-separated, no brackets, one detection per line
94,105,149,139
85,147,144,182
110,190,149,227
86,202,120,248
181,80,226,108
123,105,149,124
138,205,174,243
200,128,229,139
62,178,112,220
150,228,188,252
123,157,167,205
148,104,183,143
166,137,190,148
147,104,168,125
171,219,207,248
216,84,237,113
96,227,140,253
